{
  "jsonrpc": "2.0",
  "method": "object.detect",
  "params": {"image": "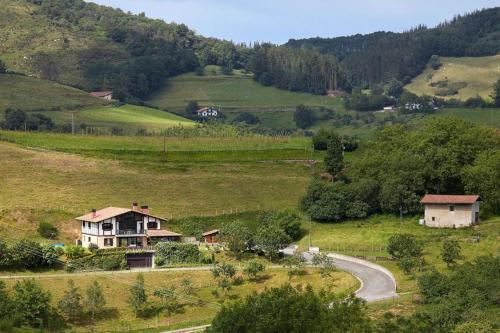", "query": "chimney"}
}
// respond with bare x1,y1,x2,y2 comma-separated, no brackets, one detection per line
91,208,97,218
132,202,138,211
141,205,149,214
